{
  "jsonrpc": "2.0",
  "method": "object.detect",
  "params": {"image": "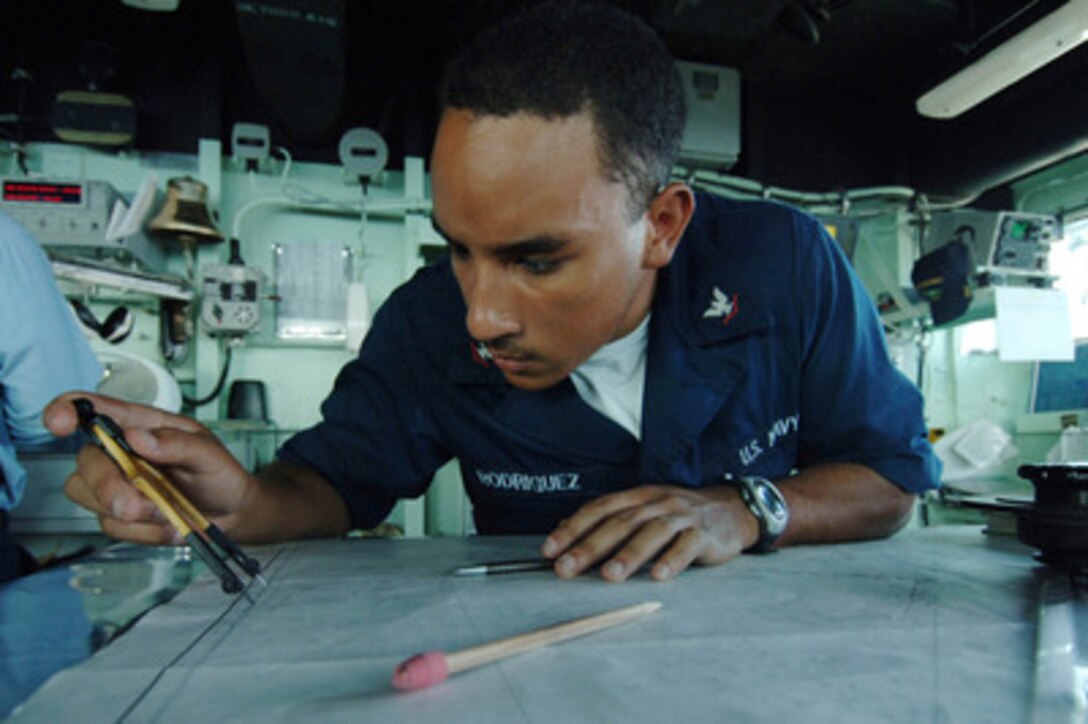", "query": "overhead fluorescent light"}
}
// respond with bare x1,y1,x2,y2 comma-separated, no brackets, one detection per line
917,0,1088,119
